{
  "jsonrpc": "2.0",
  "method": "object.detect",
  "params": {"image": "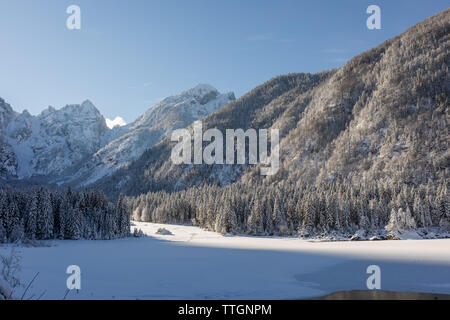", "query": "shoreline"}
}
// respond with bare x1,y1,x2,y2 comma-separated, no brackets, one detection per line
312,290,450,300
